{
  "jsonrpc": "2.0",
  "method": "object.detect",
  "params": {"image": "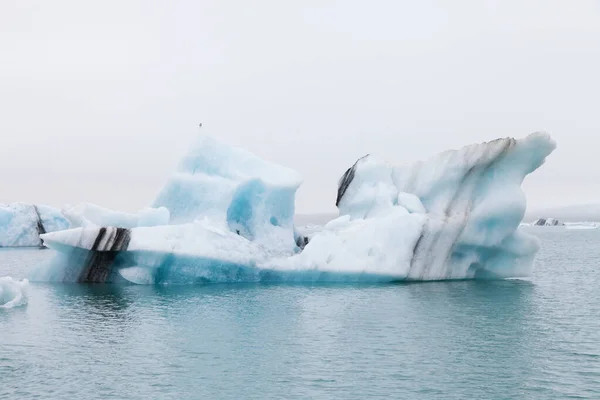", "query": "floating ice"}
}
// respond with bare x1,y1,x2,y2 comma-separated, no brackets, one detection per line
281,133,556,280
38,133,556,283
564,222,598,230
63,203,170,229
0,203,69,247
533,218,564,227
0,277,29,308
